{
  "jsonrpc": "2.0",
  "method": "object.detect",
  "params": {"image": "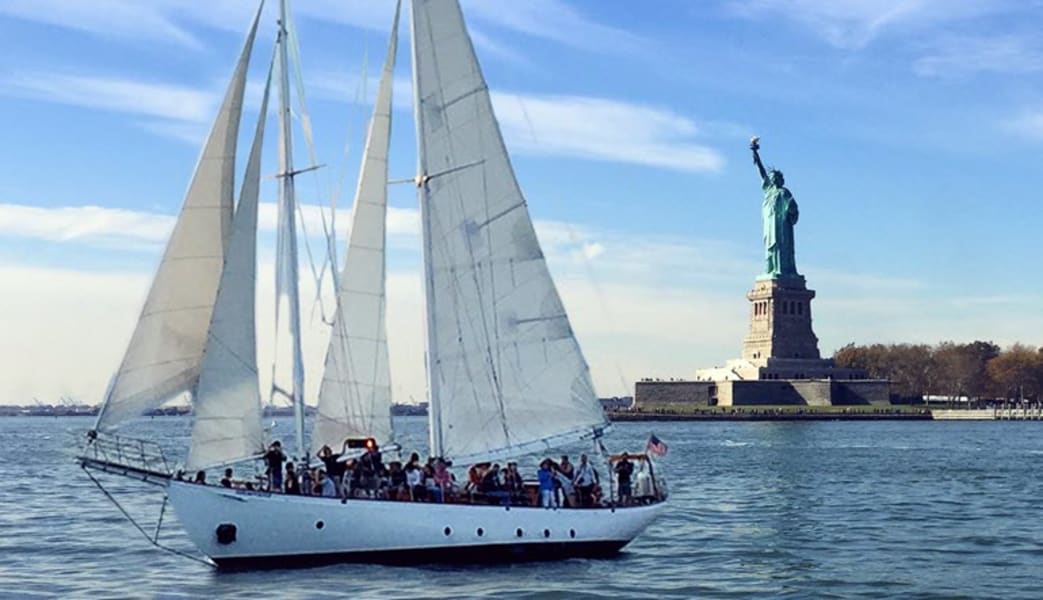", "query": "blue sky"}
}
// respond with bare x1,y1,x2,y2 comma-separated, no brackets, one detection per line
1,0,1042,405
